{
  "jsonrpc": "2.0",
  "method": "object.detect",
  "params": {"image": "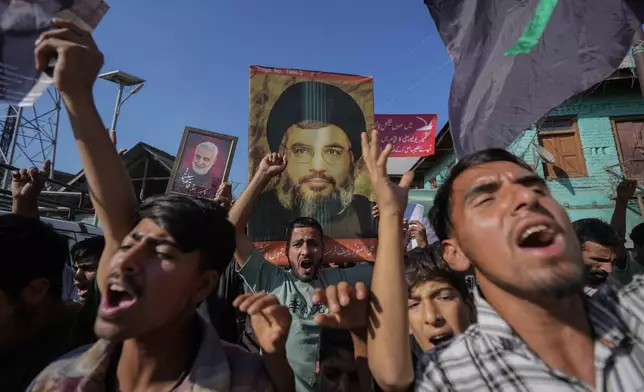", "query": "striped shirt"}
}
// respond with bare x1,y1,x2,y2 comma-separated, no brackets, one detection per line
416,276,644,391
